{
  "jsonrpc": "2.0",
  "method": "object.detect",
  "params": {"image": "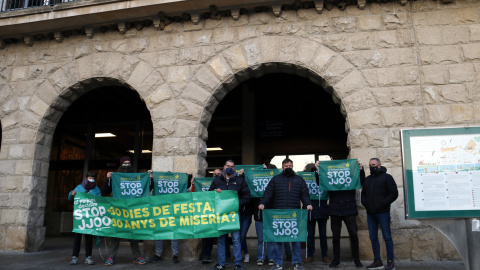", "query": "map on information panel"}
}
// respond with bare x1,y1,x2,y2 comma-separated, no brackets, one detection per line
402,127,480,218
